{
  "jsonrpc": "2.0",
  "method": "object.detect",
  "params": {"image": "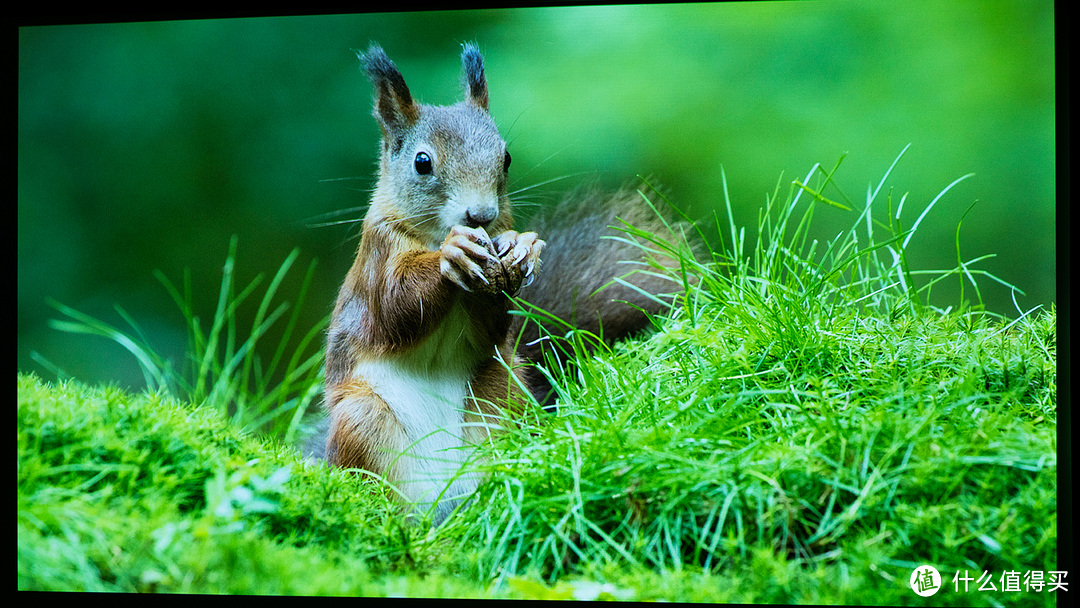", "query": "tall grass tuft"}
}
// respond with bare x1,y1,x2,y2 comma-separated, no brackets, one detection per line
45,236,327,440
444,149,1055,604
